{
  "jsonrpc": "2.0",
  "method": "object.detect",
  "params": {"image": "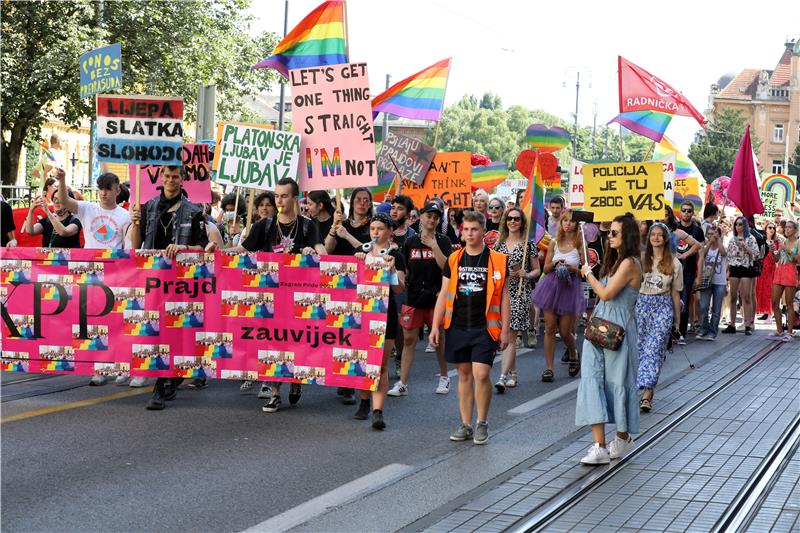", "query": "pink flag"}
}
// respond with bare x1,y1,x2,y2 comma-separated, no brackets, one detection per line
727,125,764,219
